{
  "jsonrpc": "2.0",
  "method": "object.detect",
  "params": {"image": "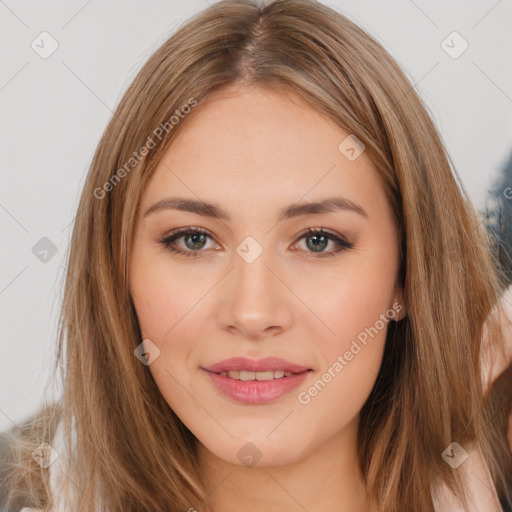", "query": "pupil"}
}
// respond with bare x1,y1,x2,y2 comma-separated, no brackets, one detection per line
307,234,327,252
186,233,206,250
